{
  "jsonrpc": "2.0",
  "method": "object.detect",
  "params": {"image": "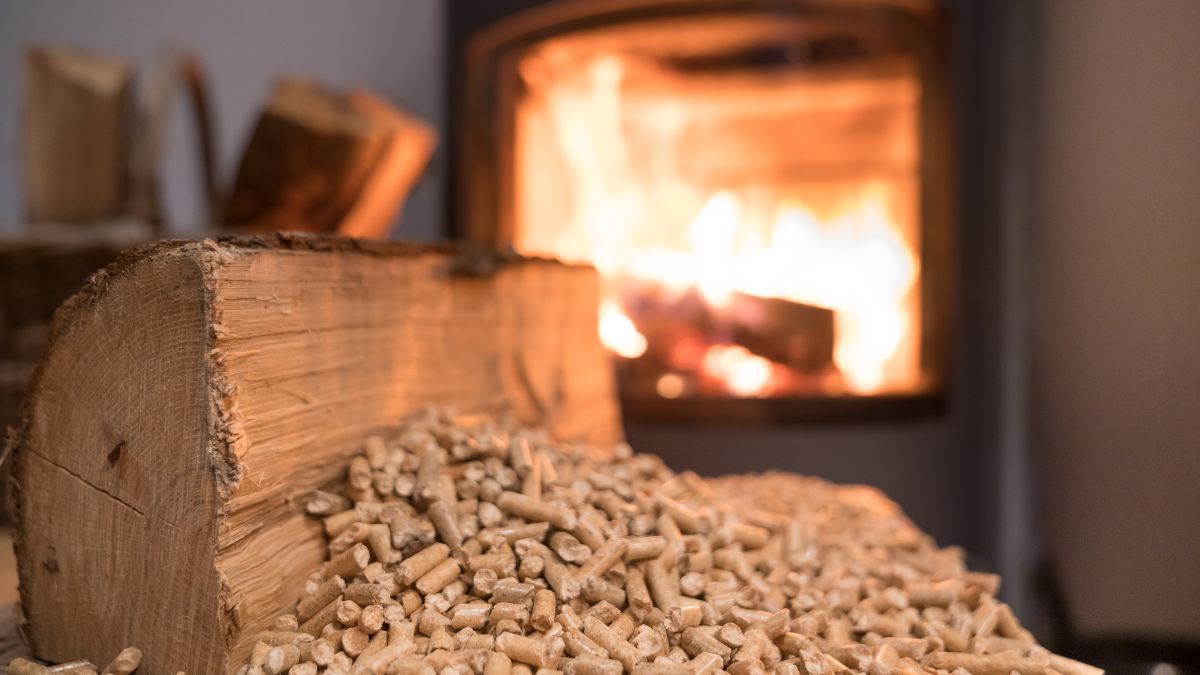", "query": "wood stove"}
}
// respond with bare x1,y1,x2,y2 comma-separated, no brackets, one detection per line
452,0,953,422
